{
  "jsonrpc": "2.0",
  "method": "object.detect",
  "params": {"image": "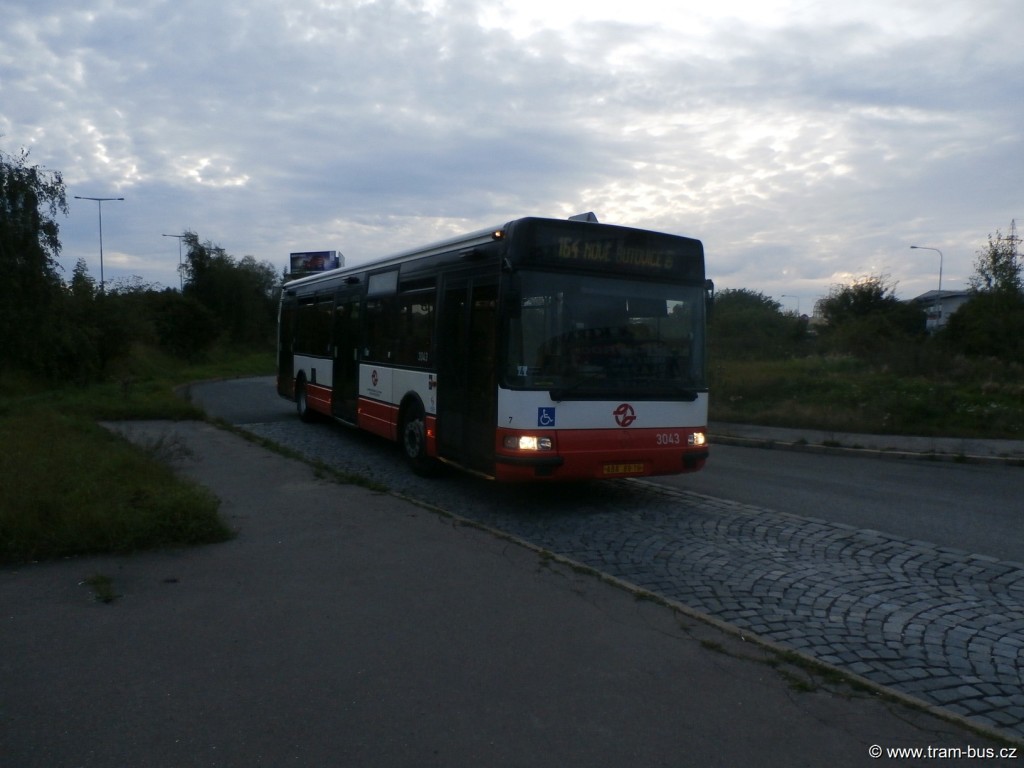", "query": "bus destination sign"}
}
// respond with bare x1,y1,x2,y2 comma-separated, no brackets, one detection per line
520,220,704,280
554,237,677,272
